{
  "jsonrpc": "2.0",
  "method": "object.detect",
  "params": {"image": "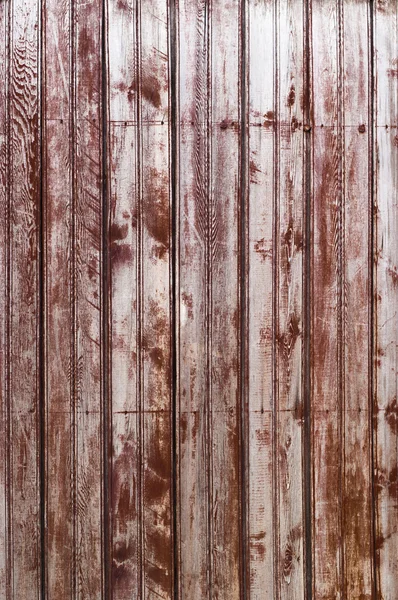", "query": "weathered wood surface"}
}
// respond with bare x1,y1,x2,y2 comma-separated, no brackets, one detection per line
43,0,105,597
1,0,42,597
374,2,398,599
311,1,373,598
0,1,397,598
